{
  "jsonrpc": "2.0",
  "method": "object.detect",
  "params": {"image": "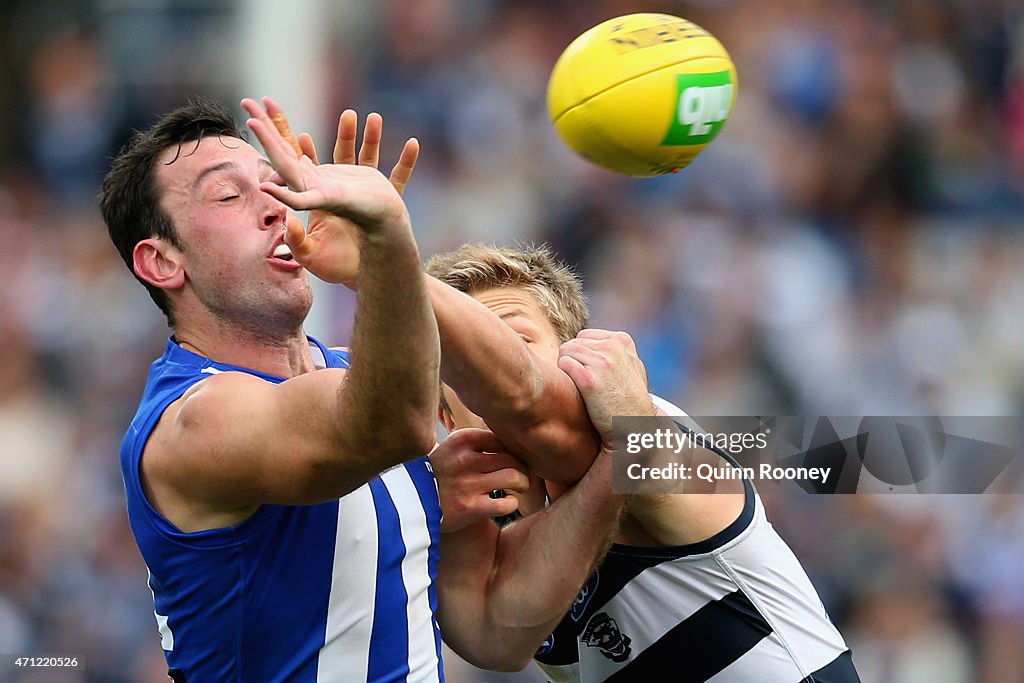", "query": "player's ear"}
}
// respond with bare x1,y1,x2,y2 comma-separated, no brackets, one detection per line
438,384,461,432
134,237,186,292
438,404,456,433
